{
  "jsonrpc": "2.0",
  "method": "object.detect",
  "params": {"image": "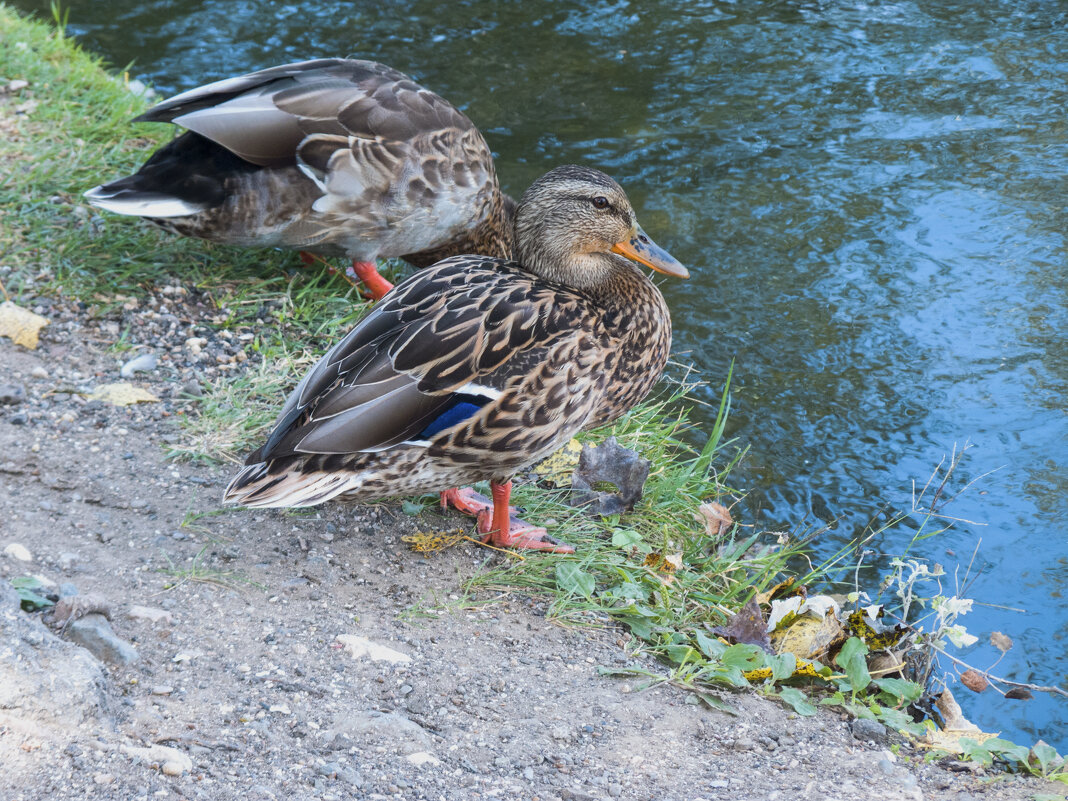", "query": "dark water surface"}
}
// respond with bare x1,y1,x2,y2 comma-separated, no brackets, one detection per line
13,0,1067,746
